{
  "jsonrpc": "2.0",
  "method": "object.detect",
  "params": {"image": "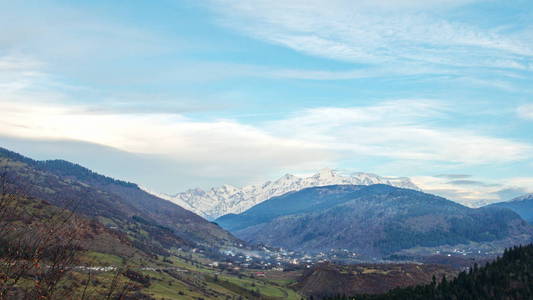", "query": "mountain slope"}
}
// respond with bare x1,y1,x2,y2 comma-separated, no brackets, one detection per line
1,187,302,300
488,194,533,224
0,192,141,262
0,147,238,250
296,262,456,298
216,185,533,257
149,168,419,220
